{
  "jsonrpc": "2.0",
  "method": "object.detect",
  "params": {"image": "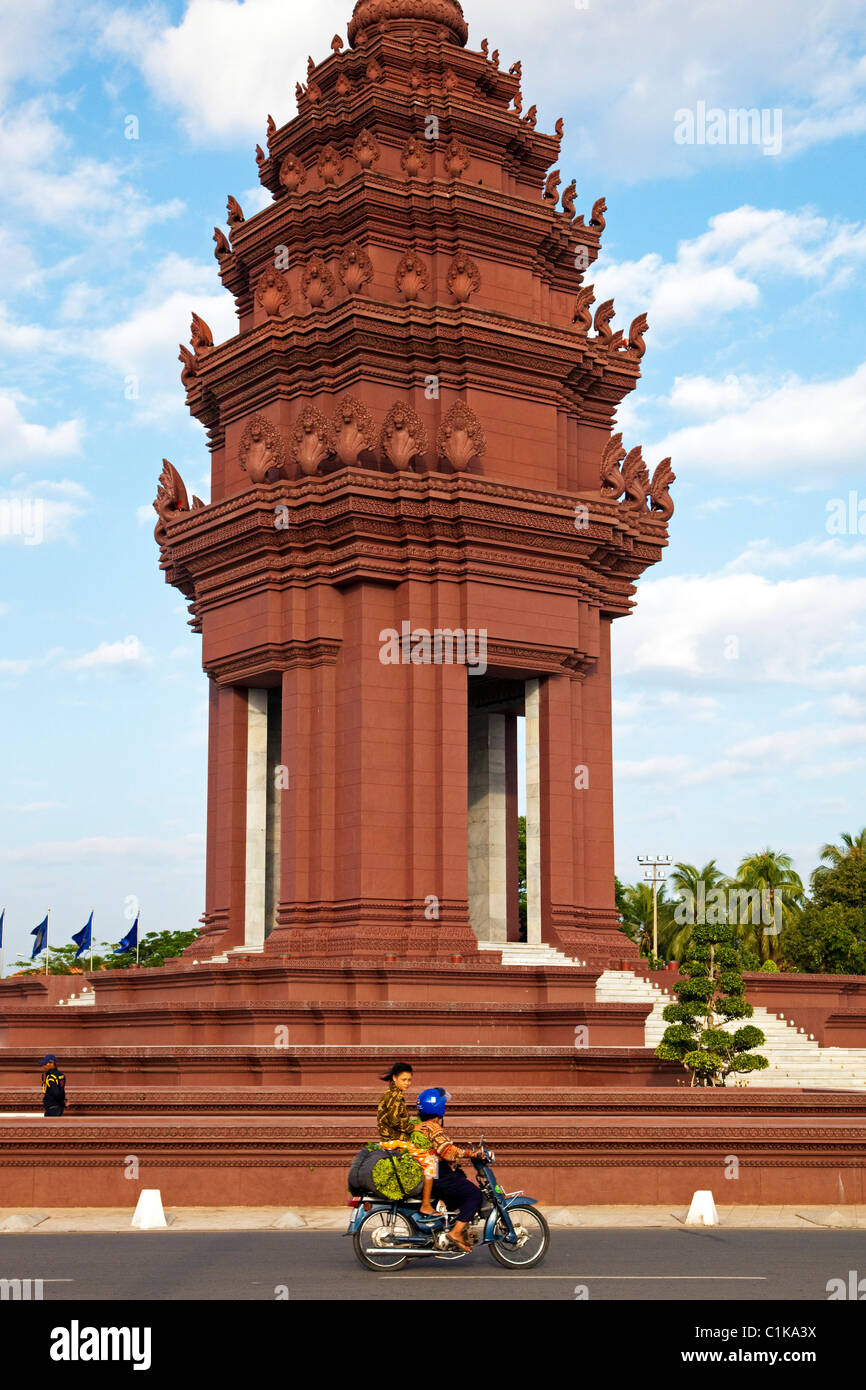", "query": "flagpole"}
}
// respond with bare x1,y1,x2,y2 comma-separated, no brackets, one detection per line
136,909,140,966
45,907,50,975
0,906,5,980
89,907,94,975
